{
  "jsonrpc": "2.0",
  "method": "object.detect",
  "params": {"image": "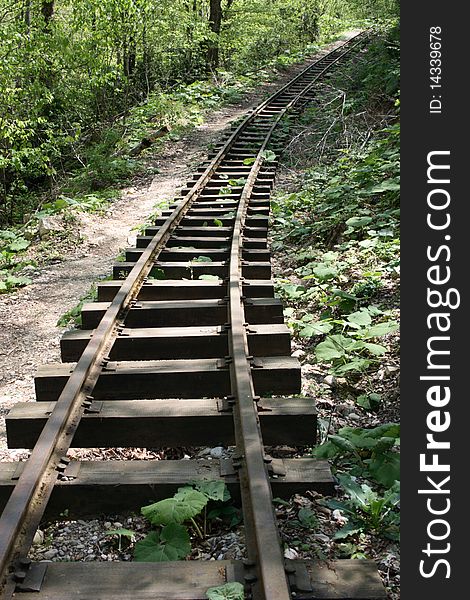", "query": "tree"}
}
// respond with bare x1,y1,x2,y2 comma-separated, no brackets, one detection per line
207,0,222,70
